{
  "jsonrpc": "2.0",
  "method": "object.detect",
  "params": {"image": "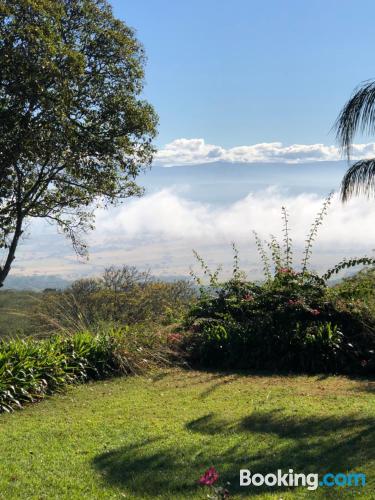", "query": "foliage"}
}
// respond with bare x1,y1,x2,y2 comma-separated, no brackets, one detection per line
0,325,169,413
301,194,332,272
334,79,375,200
329,267,375,302
183,270,375,374
184,199,375,374
0,0,158,286
327,267,375,320
34,266,196,334
322,256,375,281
